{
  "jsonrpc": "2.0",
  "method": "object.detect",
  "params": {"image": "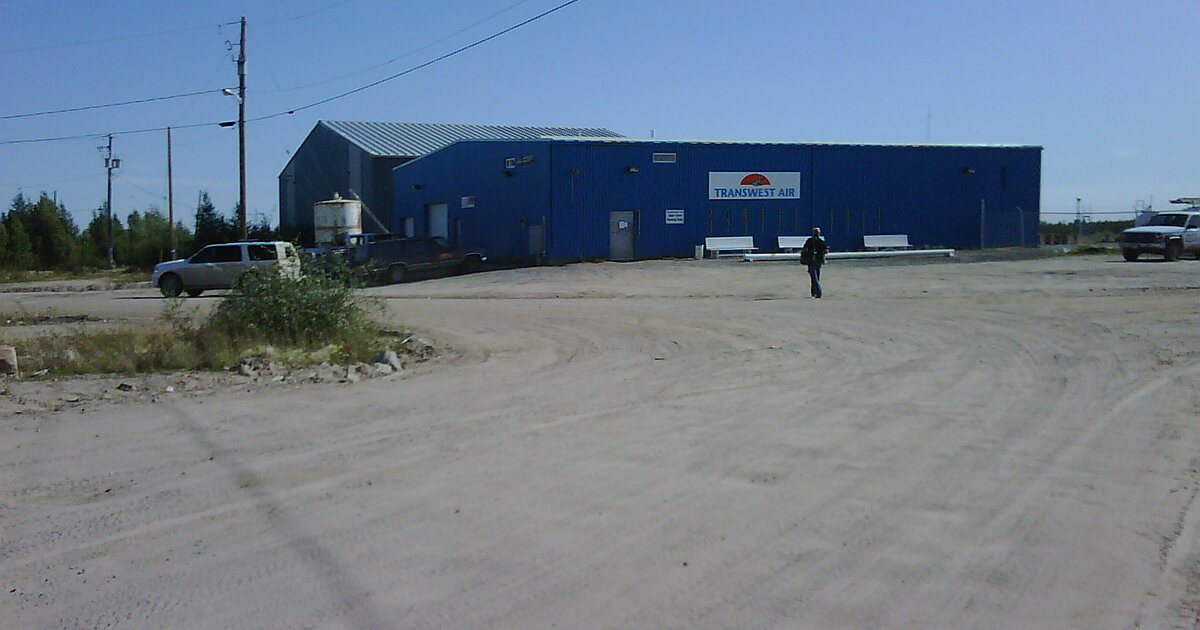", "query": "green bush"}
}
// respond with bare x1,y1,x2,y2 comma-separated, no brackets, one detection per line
14,255,395,377
202,256,379,350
